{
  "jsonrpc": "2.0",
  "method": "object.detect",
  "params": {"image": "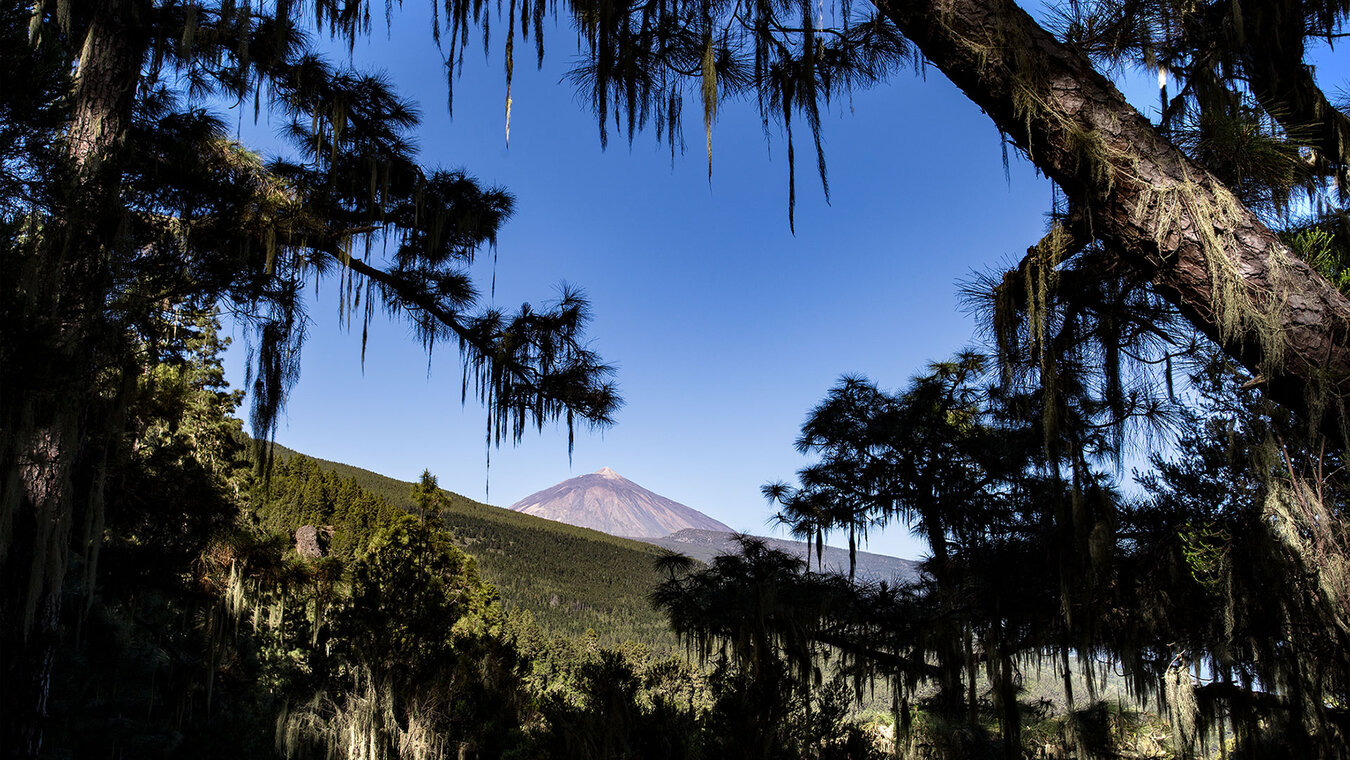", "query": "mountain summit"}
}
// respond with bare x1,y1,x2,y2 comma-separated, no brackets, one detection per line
508,468,732,538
